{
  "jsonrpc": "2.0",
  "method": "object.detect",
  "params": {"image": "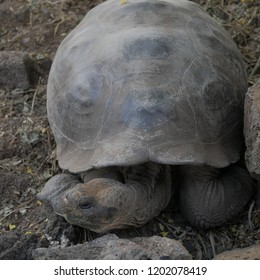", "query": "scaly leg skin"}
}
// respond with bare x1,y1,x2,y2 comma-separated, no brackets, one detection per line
37,162,173,233
178,165,254,229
